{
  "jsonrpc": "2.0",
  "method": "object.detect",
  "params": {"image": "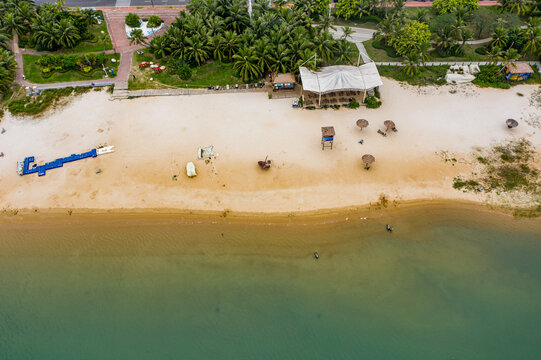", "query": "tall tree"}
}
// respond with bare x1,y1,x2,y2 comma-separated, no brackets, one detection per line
232,45,261,81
